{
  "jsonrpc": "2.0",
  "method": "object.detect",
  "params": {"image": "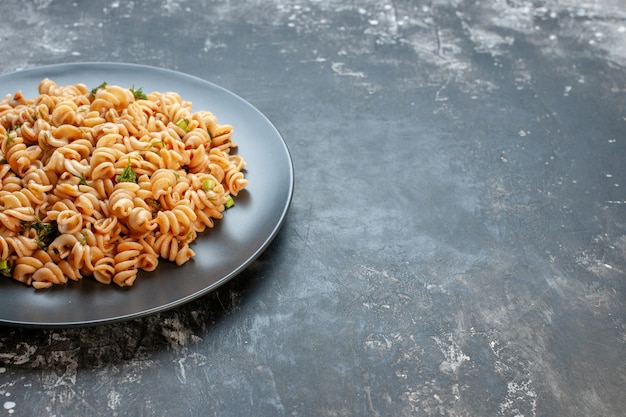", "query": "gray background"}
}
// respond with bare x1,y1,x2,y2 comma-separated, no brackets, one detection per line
0,0,625,416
